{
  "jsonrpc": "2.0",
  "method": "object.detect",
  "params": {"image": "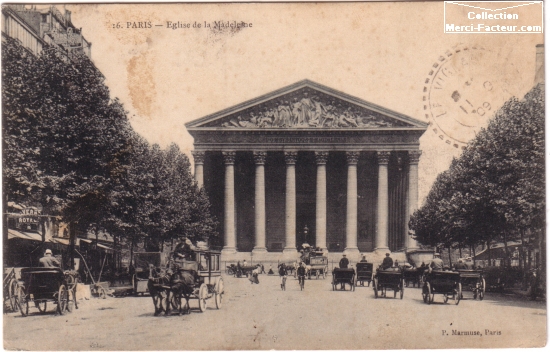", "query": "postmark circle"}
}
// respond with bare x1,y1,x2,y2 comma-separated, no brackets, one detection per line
423,44,511,149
